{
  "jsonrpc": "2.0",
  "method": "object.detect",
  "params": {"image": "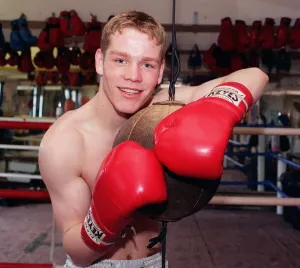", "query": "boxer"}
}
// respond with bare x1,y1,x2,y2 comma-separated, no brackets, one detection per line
38,10,269,268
